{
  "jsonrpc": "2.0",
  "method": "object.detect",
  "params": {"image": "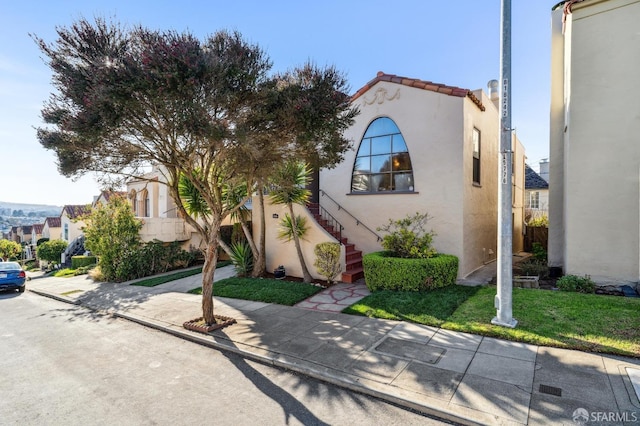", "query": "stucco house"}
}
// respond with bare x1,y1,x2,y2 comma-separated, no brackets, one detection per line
260,72,526,281
31,223,44,243
525,164,549,220
60,205,90,243
126,167,201,248
549,0,640,285
42,216,62,240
